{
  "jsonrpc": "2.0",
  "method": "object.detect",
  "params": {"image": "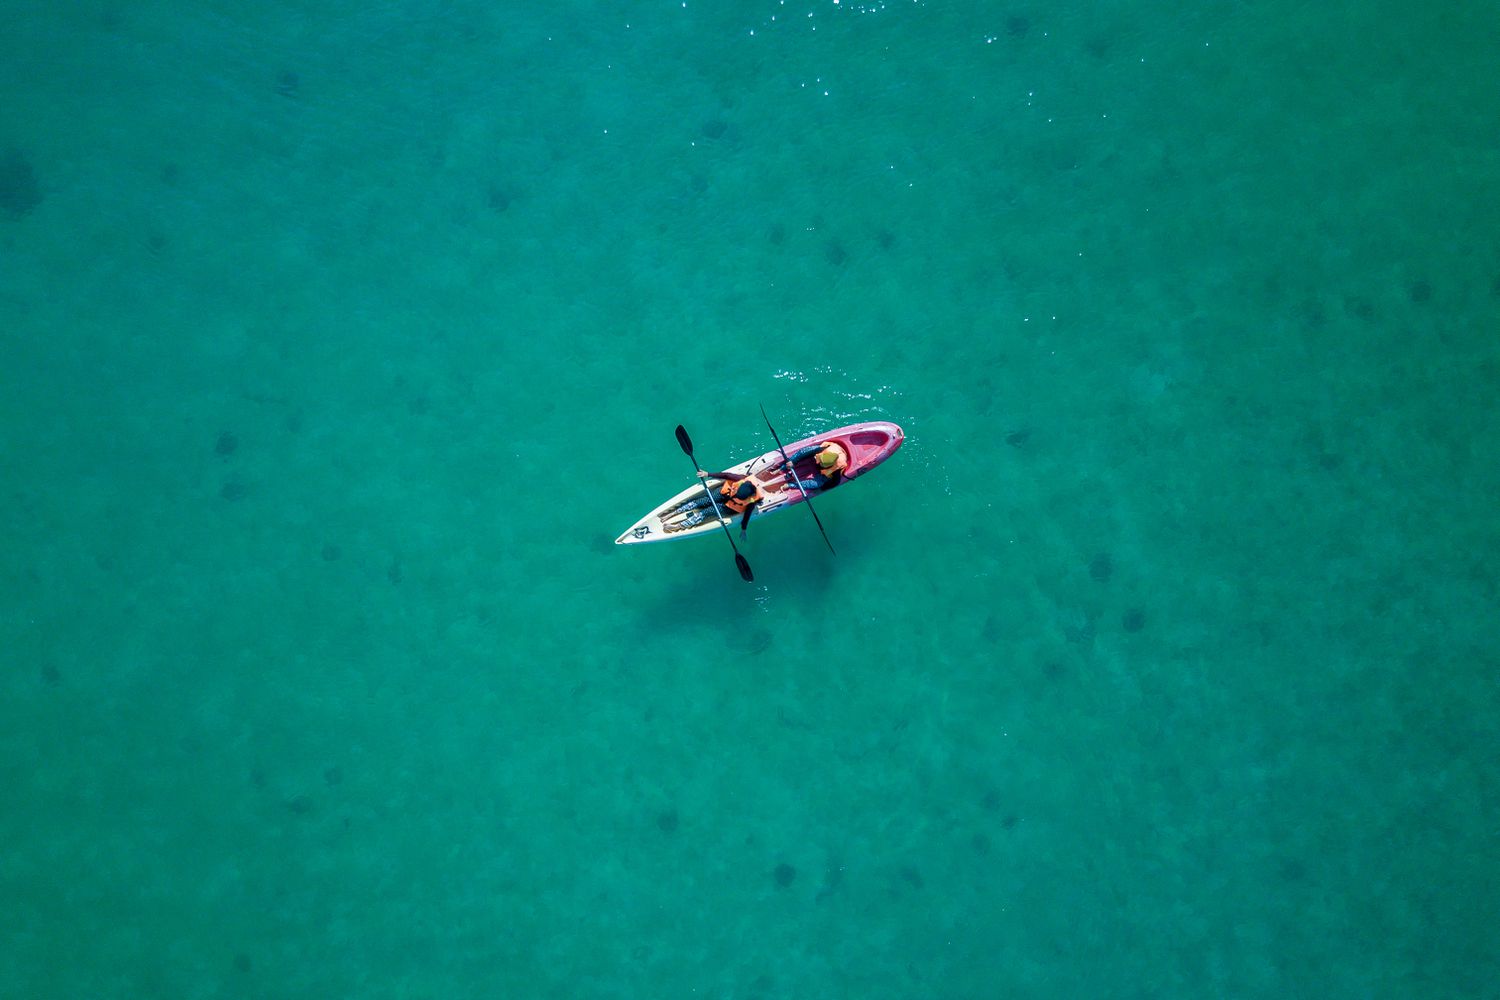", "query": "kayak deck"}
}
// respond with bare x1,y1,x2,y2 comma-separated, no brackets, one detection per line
616,421,904,545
